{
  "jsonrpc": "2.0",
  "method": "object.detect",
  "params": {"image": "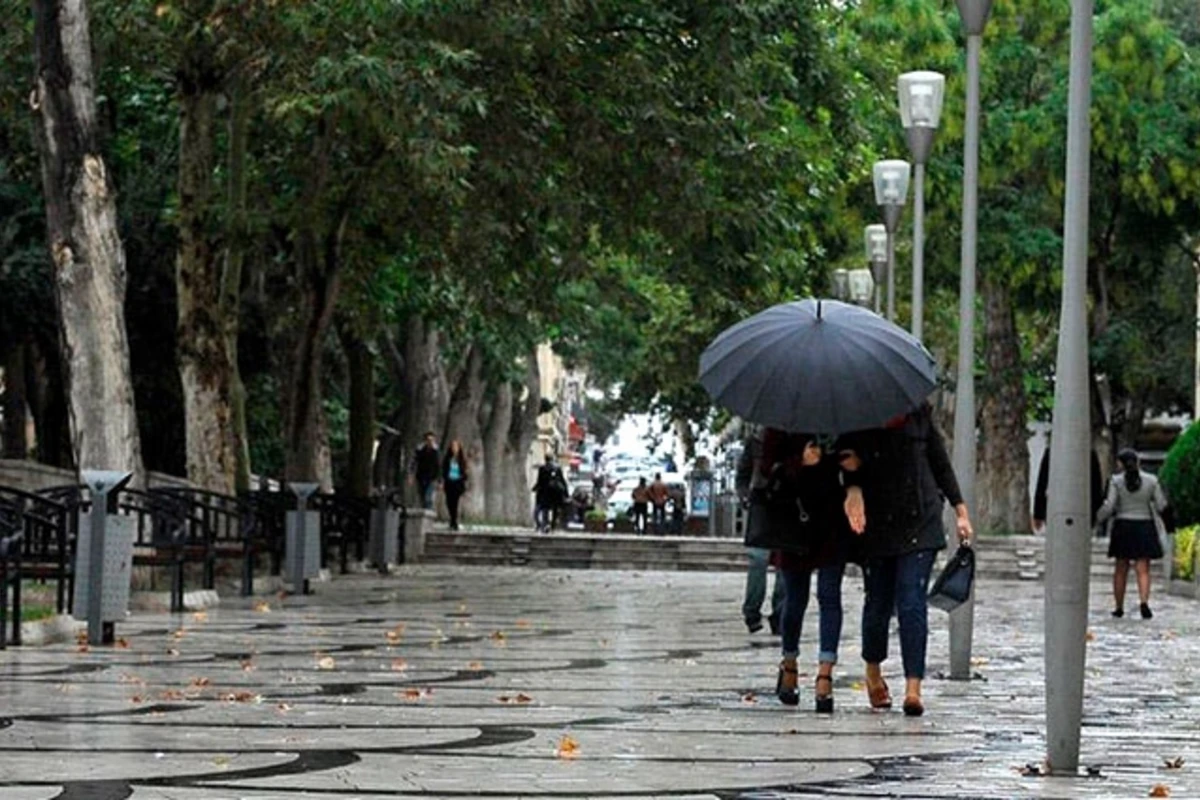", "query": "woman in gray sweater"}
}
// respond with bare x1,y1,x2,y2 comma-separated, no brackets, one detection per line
1096,449,1168,619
